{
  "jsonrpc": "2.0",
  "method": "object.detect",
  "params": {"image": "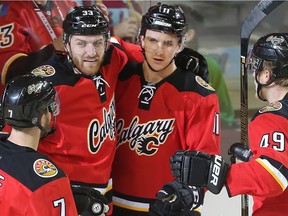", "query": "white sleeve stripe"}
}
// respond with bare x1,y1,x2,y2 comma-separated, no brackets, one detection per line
112,196,149,212
112,196,203,213
213,112,220,135
90,178,112,194
256,158,288,191
110,36,120,44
